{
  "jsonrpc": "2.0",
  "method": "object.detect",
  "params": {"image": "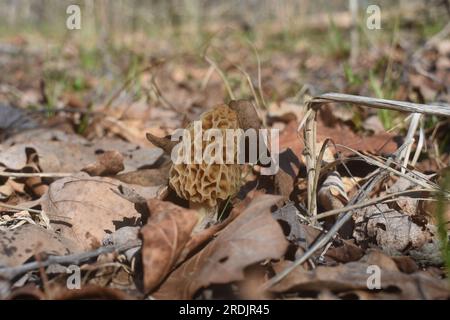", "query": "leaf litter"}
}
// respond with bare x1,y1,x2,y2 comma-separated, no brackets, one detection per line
0,3,450,300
